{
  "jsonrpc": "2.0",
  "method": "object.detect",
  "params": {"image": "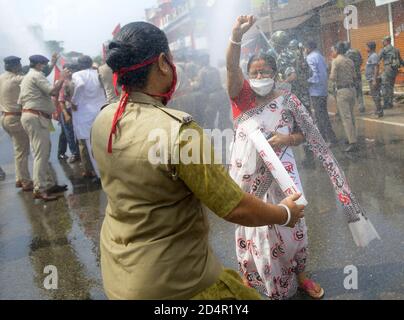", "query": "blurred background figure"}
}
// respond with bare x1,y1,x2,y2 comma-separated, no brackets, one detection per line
344,41,365,114
379,36,403,110
365,41,383,118
330,42,358,153
0,56,33,191
57,63,81,164
71,55,106,181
